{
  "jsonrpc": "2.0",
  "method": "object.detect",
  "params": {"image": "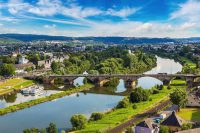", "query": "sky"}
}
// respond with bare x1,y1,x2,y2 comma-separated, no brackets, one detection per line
0,0,200,37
